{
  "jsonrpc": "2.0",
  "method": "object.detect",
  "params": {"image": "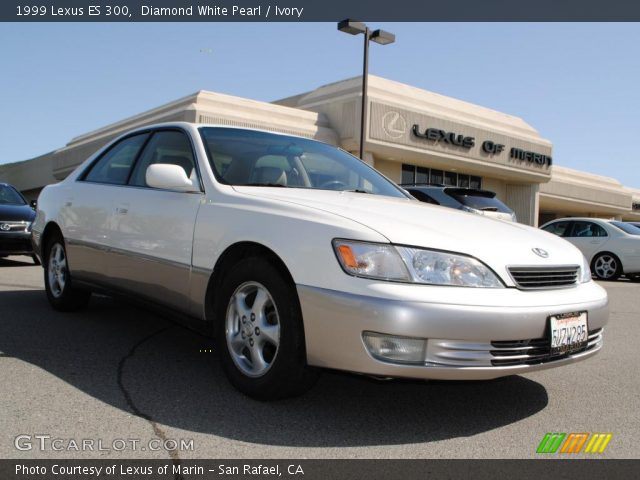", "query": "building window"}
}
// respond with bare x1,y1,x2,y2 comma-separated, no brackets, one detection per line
444,171,457,186
470,176,482,189
401,164,415,184
399,163,482,188
430,169,443,185
416,167,429,184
